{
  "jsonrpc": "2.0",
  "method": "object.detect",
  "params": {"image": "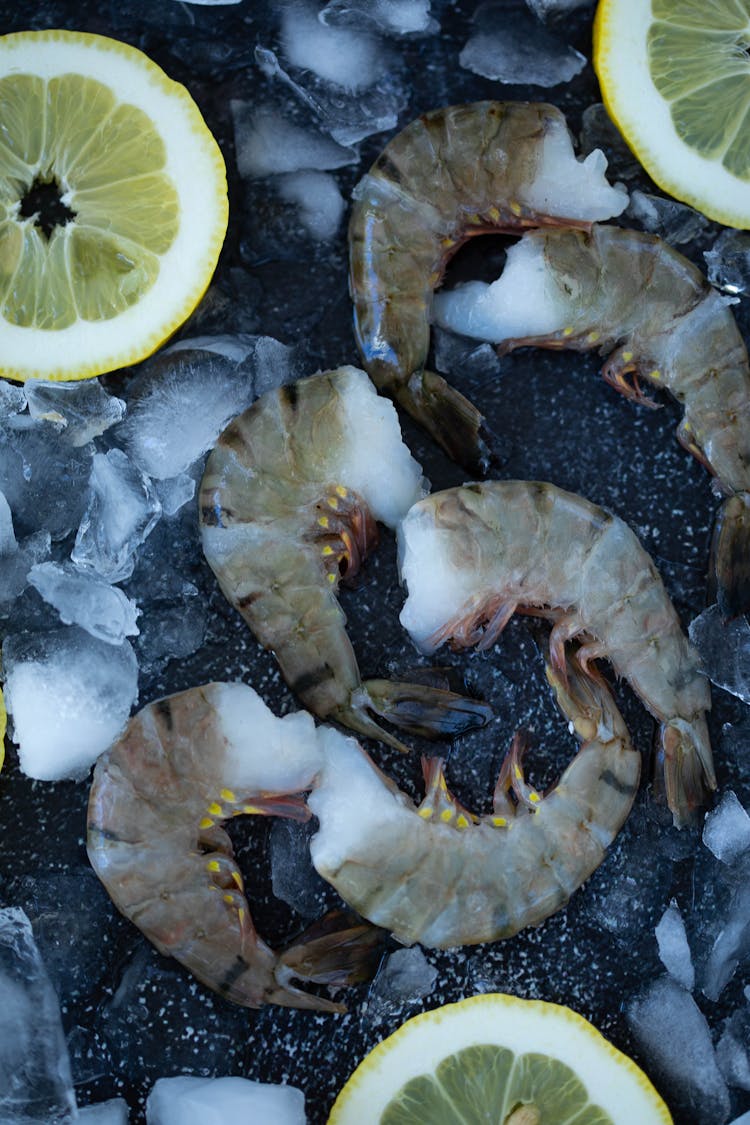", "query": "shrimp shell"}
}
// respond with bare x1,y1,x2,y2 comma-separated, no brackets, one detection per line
309,652,640,948
398,480,714,827
349,101,627,472
199,366,490,751
87,682,383,1012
